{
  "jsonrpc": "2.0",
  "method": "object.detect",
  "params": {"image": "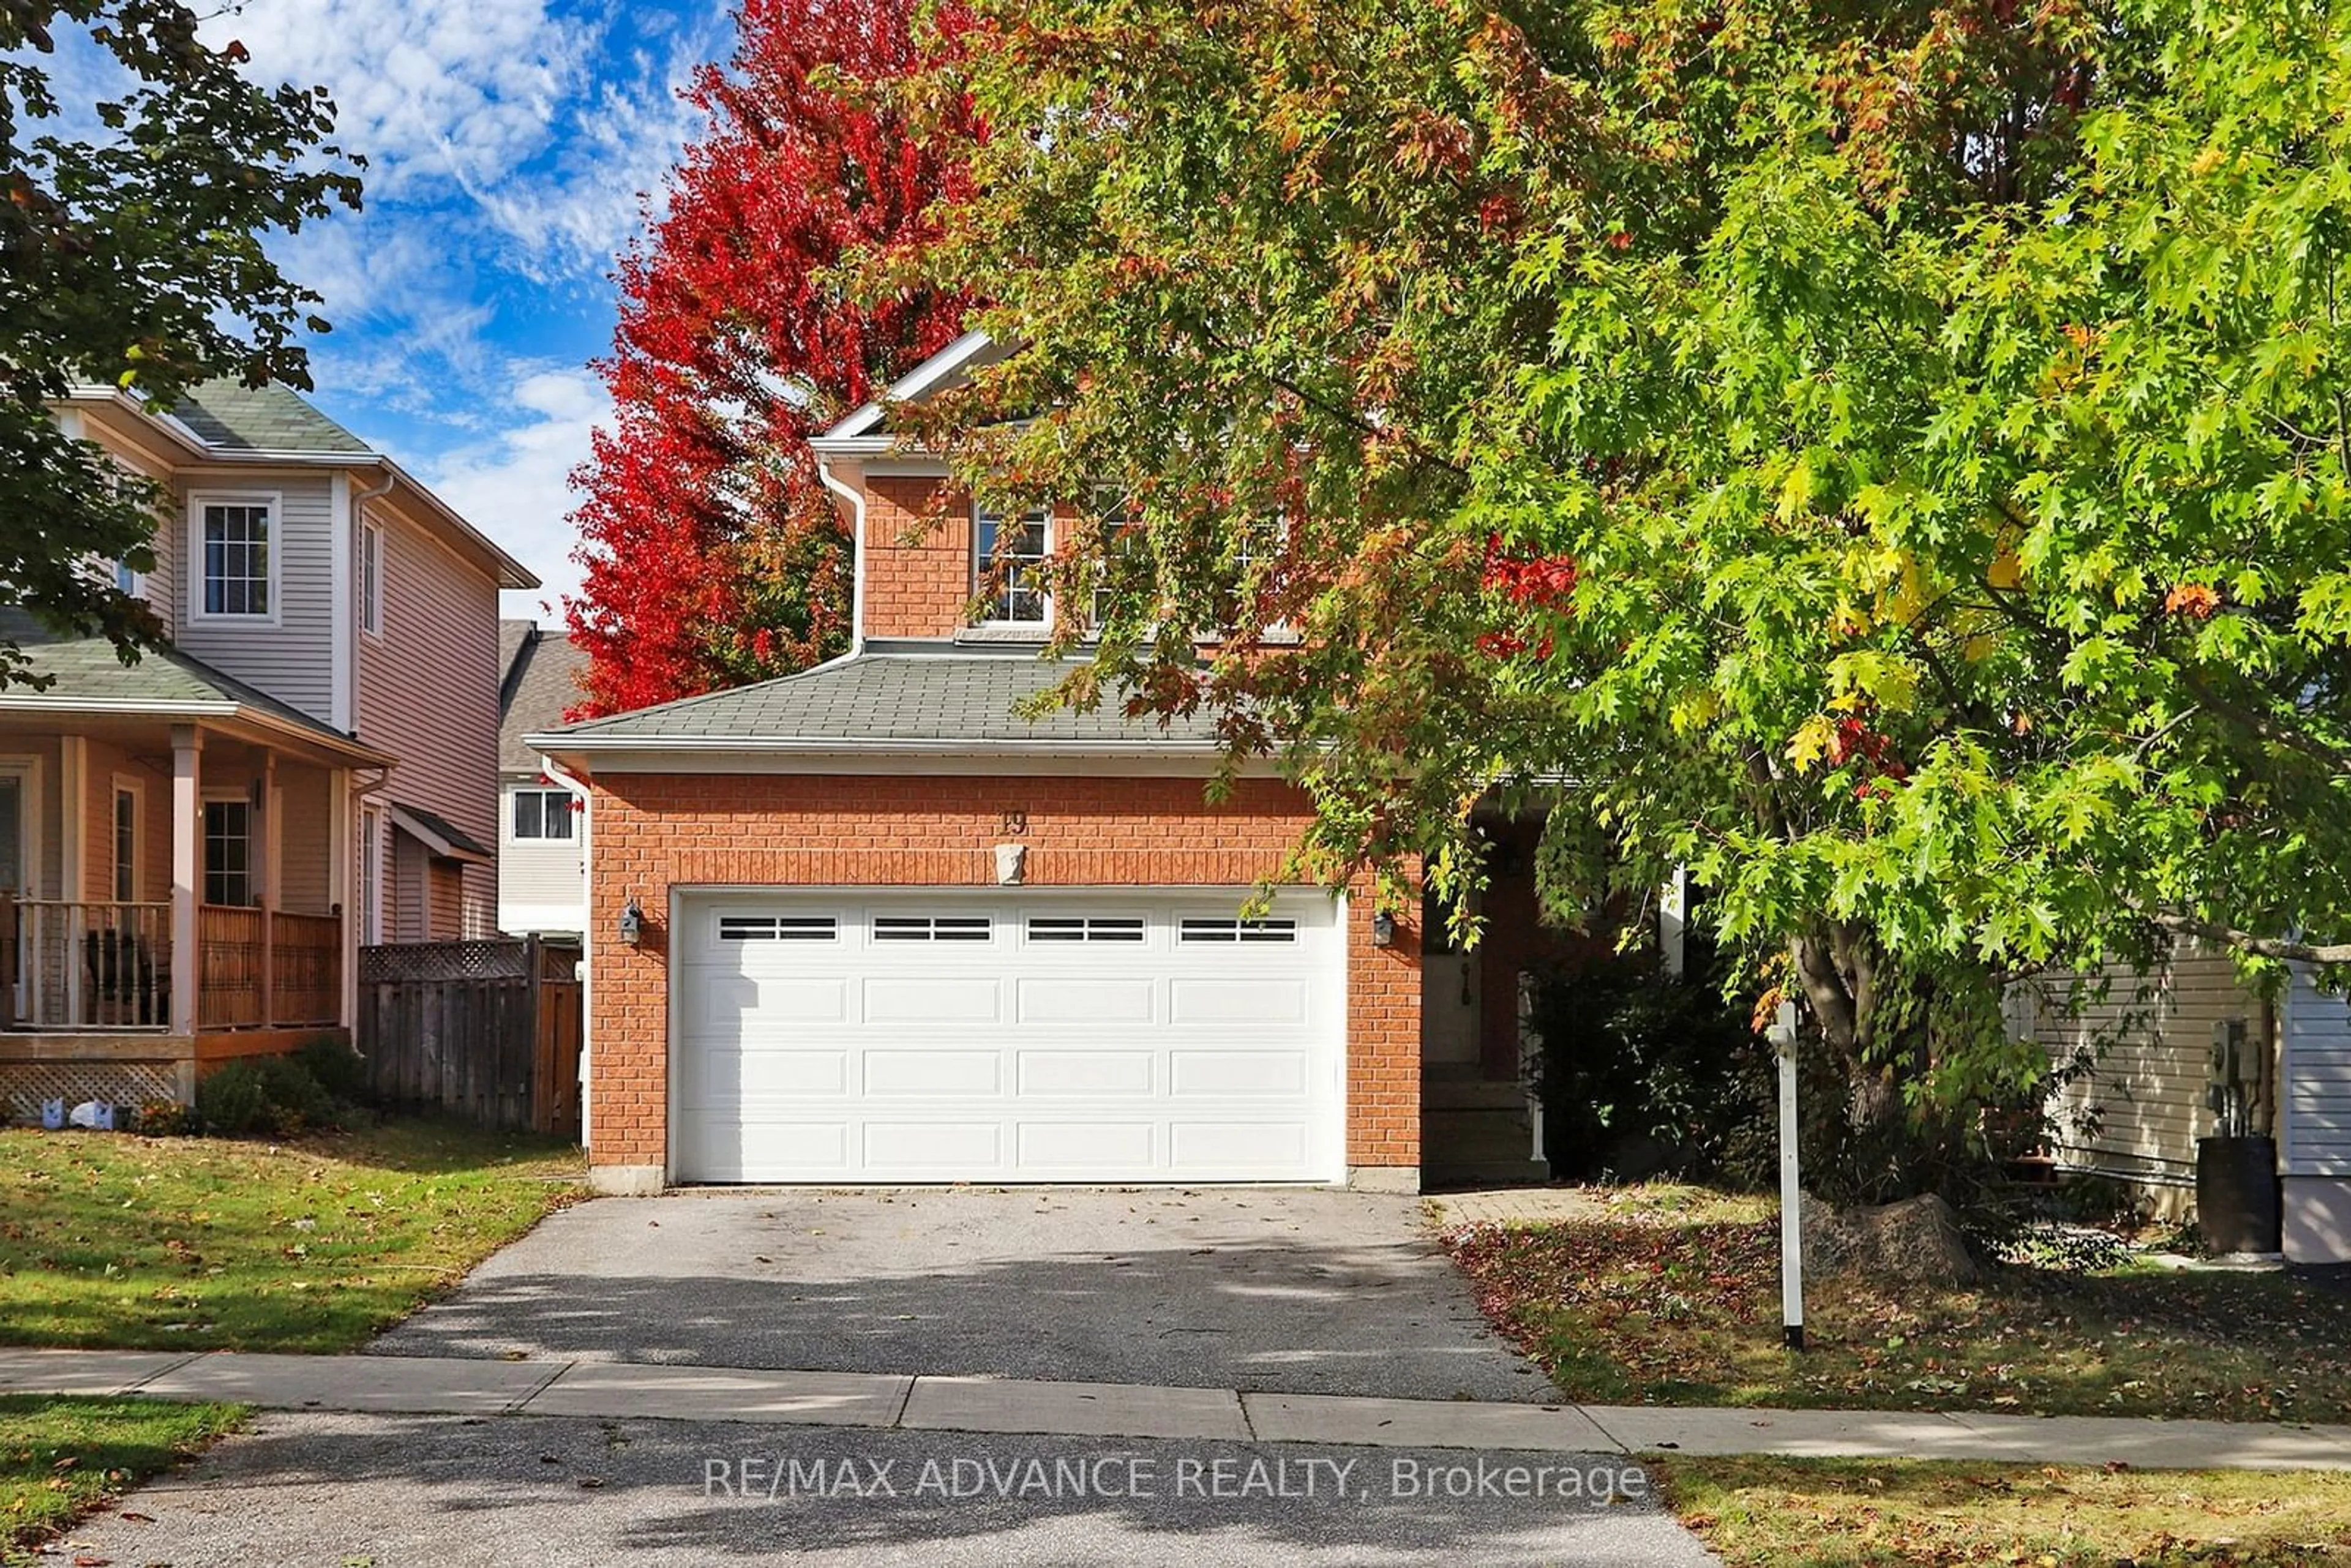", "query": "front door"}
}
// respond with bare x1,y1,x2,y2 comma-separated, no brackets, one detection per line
1420,887,1481,1067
